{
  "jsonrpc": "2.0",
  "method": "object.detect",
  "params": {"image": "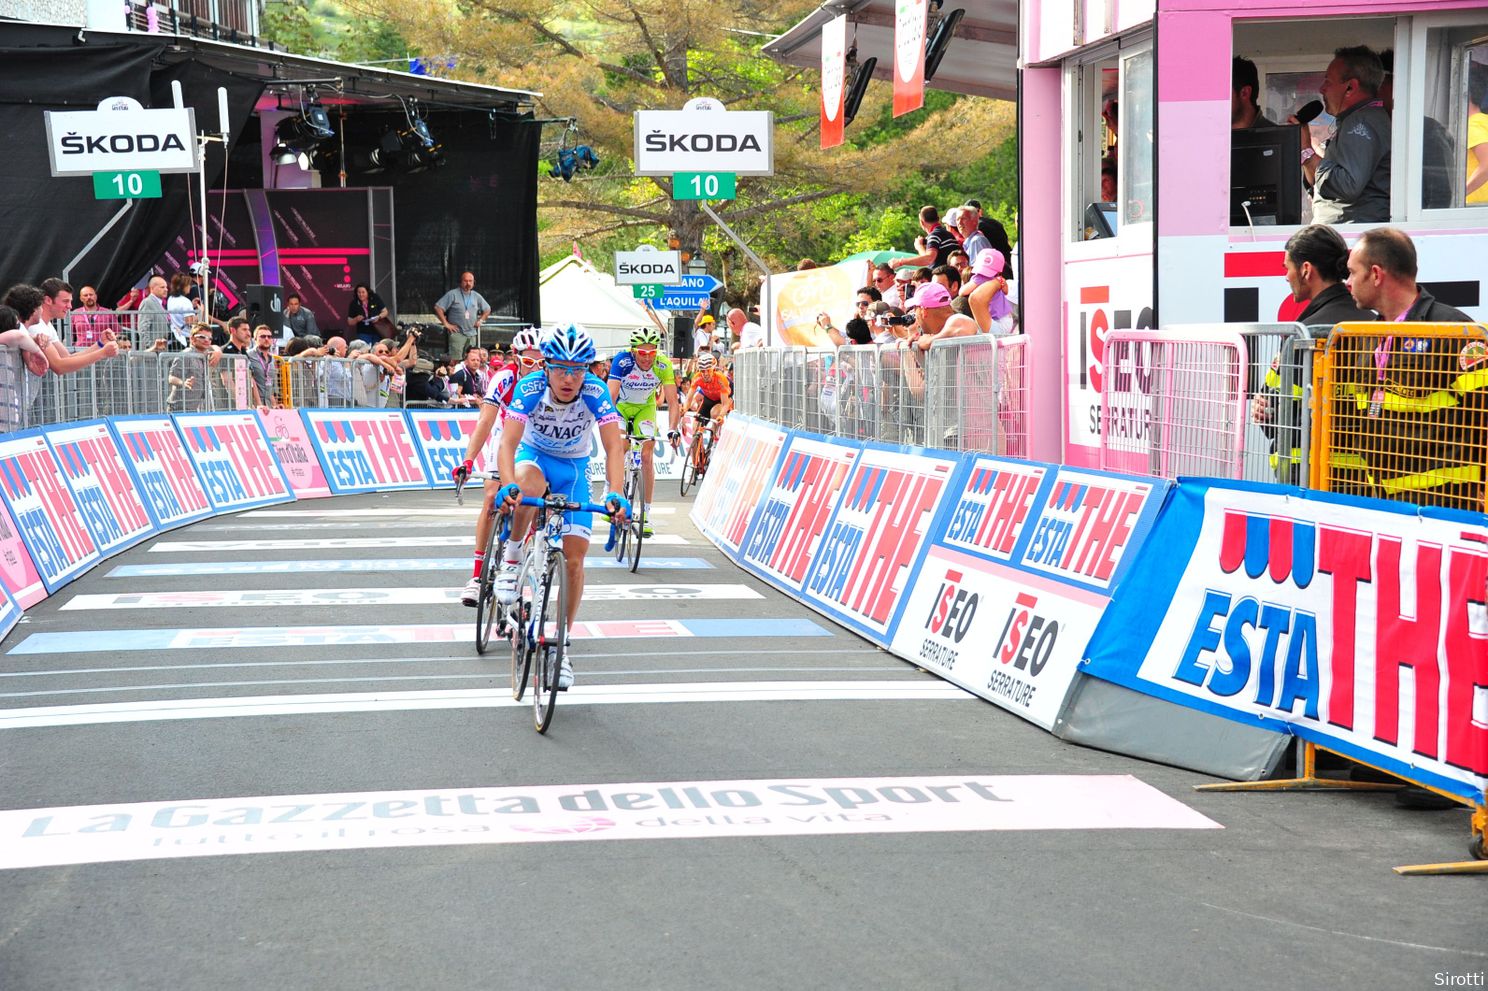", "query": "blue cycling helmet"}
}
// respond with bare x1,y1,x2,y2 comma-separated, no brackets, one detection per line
541,323,597,364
